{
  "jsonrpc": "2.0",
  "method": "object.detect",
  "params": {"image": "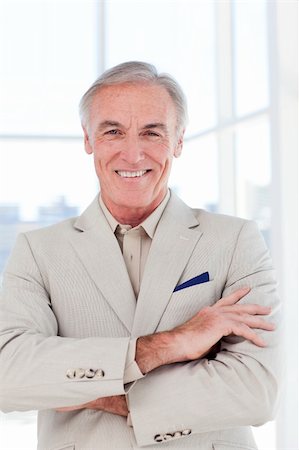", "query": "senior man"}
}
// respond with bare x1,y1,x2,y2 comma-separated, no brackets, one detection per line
0,62,280,450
